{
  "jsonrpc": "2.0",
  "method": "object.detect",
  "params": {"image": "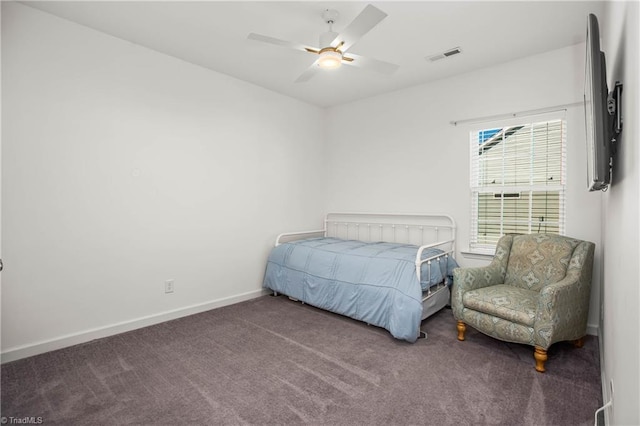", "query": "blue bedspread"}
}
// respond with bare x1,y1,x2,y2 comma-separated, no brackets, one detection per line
263,237,458,342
